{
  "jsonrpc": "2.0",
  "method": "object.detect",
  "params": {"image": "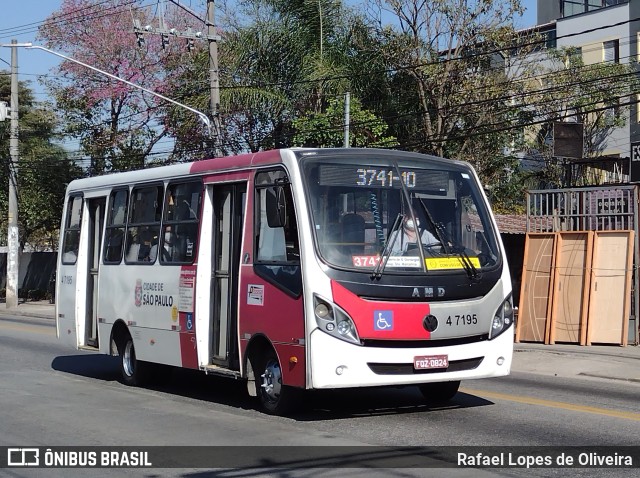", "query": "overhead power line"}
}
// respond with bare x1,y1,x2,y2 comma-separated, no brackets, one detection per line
0,0,148,41
4,2,640,167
